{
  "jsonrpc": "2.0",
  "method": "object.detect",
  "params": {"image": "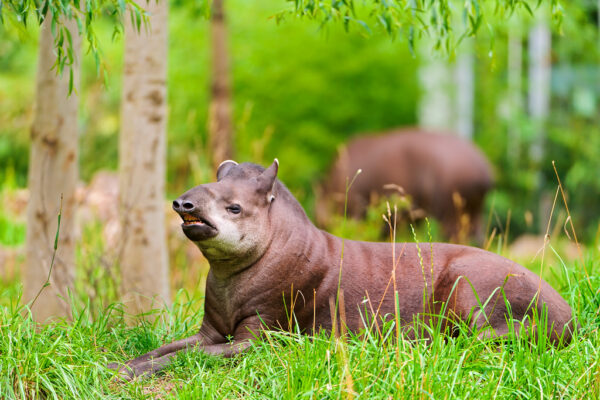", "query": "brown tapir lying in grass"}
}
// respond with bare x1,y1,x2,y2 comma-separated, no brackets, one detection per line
111,160,574,379
316,129,494,243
